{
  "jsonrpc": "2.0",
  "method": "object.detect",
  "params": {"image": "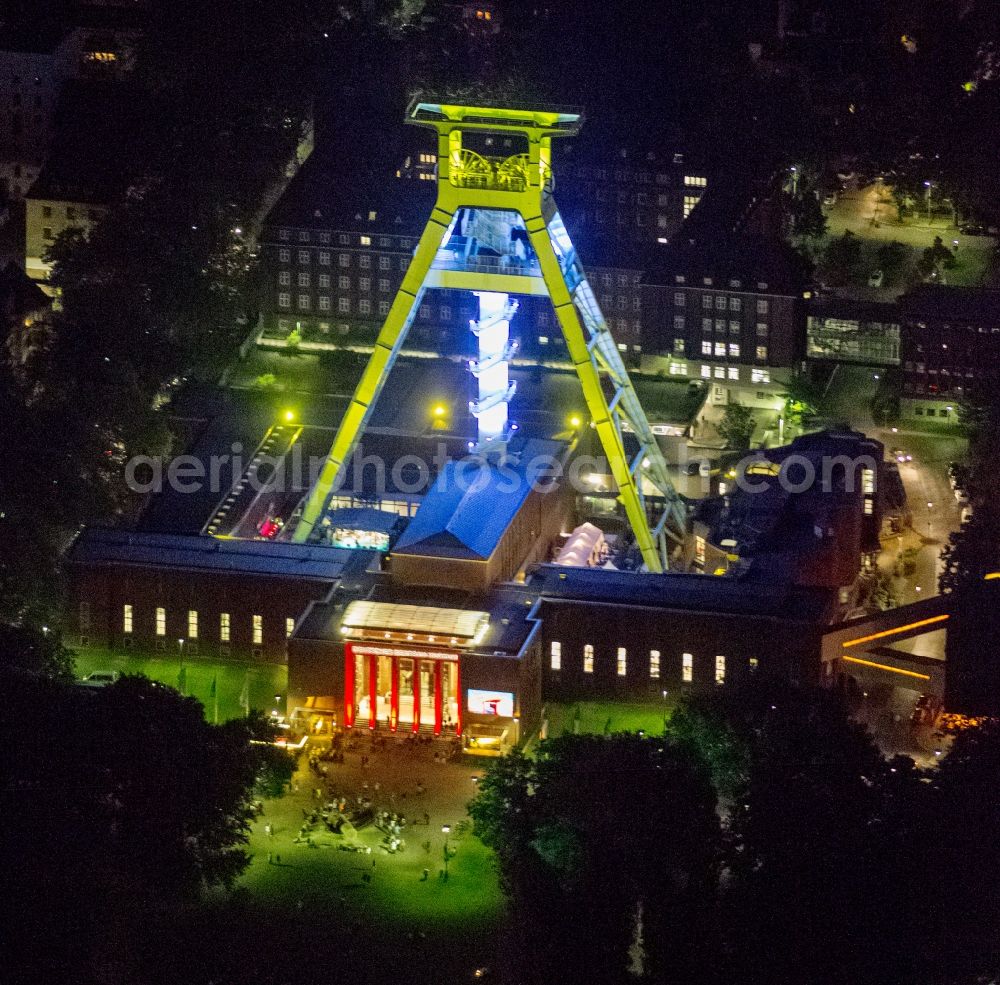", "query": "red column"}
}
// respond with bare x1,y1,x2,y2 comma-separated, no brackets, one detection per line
412,658,421,733
344,643,355,729
390,655,399,732
368,653,377,730
454,656,462,736
433,660,443,735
